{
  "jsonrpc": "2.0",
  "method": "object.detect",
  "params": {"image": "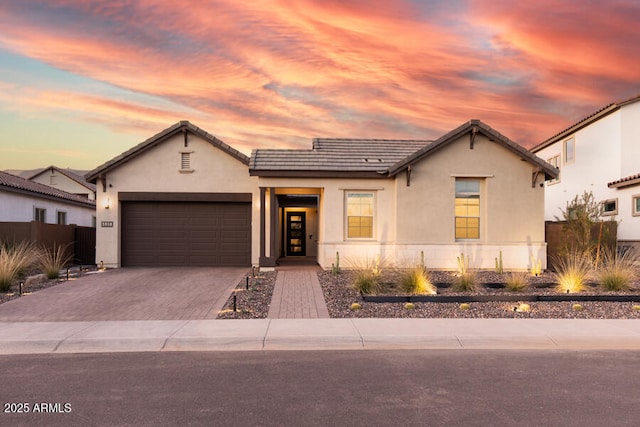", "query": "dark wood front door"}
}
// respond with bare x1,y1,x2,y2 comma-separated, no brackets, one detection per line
286,212,306,256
